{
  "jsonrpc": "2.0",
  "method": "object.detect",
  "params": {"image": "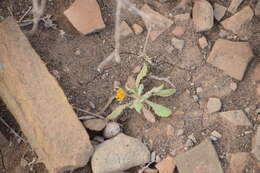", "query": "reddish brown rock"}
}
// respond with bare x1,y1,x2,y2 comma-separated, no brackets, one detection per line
0,17,93,173
207,39,253,80
155,156,176,173
64,0,105,34
193,0,214,32
141,4,173,41
221,6,253,36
